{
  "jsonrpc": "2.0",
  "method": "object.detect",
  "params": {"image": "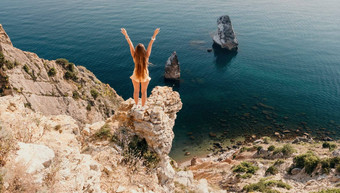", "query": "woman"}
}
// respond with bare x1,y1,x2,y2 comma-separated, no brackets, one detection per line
121,28,160,108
